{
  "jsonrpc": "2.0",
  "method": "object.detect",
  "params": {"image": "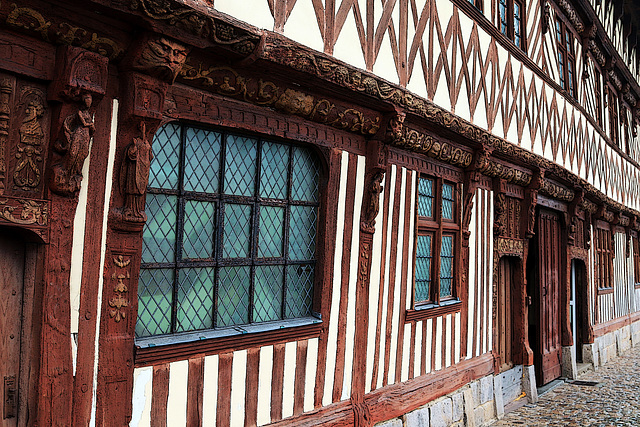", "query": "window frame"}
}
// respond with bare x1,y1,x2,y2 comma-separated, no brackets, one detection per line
633,235,640,289
412,175,462,310
593,63,604,127
498,0,526,51
607,84,620,147
595,225,614,294
135,122,324,343
555,16,578,99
